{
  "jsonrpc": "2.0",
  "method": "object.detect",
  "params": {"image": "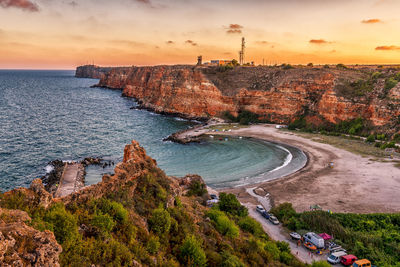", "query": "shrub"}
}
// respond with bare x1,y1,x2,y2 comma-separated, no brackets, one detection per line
179,235,207,267
220,251,245,267
282,63,294,70
307,63,313,67
93,198,128,224
91,212,116,235
238,217,264,236
366,134,375,143
187,180,207,197
371,71,383,80
311,261,332,267
146,235,160,255
218,193,248,217
385,78,398,92
336,63,347,69
44,203,79,244
215,214,239,238
148,208,171,235
377,134,386,140
324,64,330,69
